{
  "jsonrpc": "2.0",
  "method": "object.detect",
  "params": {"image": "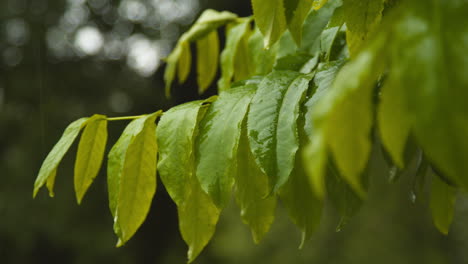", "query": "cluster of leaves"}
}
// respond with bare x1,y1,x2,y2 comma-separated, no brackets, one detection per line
33,0,468,262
